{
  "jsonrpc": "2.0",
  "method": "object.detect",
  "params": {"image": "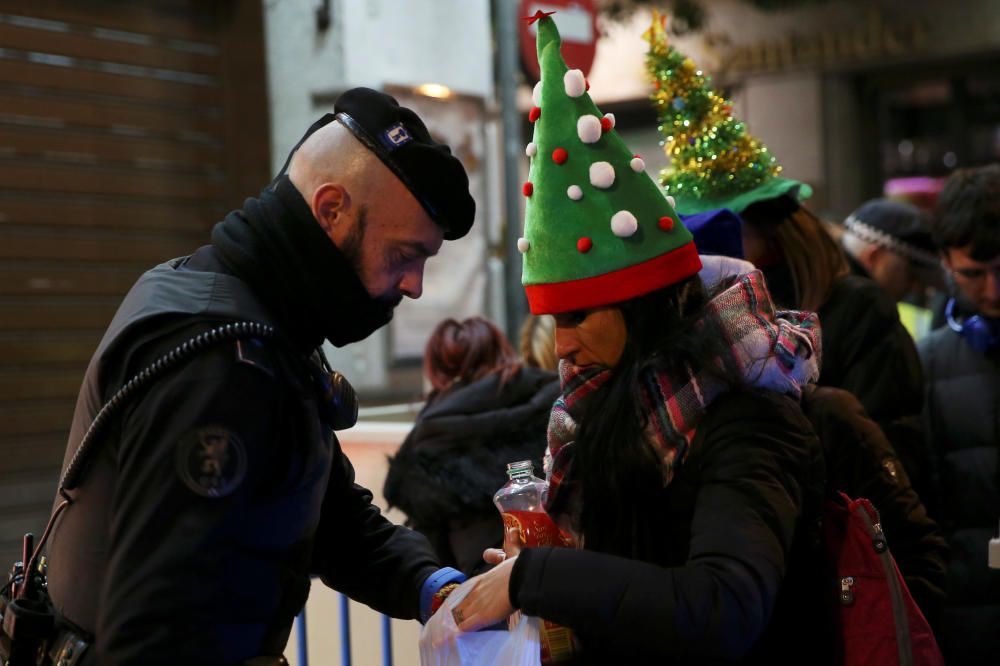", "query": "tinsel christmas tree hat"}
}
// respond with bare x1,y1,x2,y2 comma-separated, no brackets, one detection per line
643,11,812,216
519,11,701,316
